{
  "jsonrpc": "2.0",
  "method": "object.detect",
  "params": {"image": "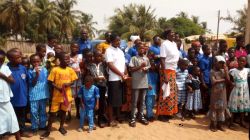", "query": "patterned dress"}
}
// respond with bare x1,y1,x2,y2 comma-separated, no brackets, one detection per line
185,76,202,111
228,68,250,113
176,69,189,105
